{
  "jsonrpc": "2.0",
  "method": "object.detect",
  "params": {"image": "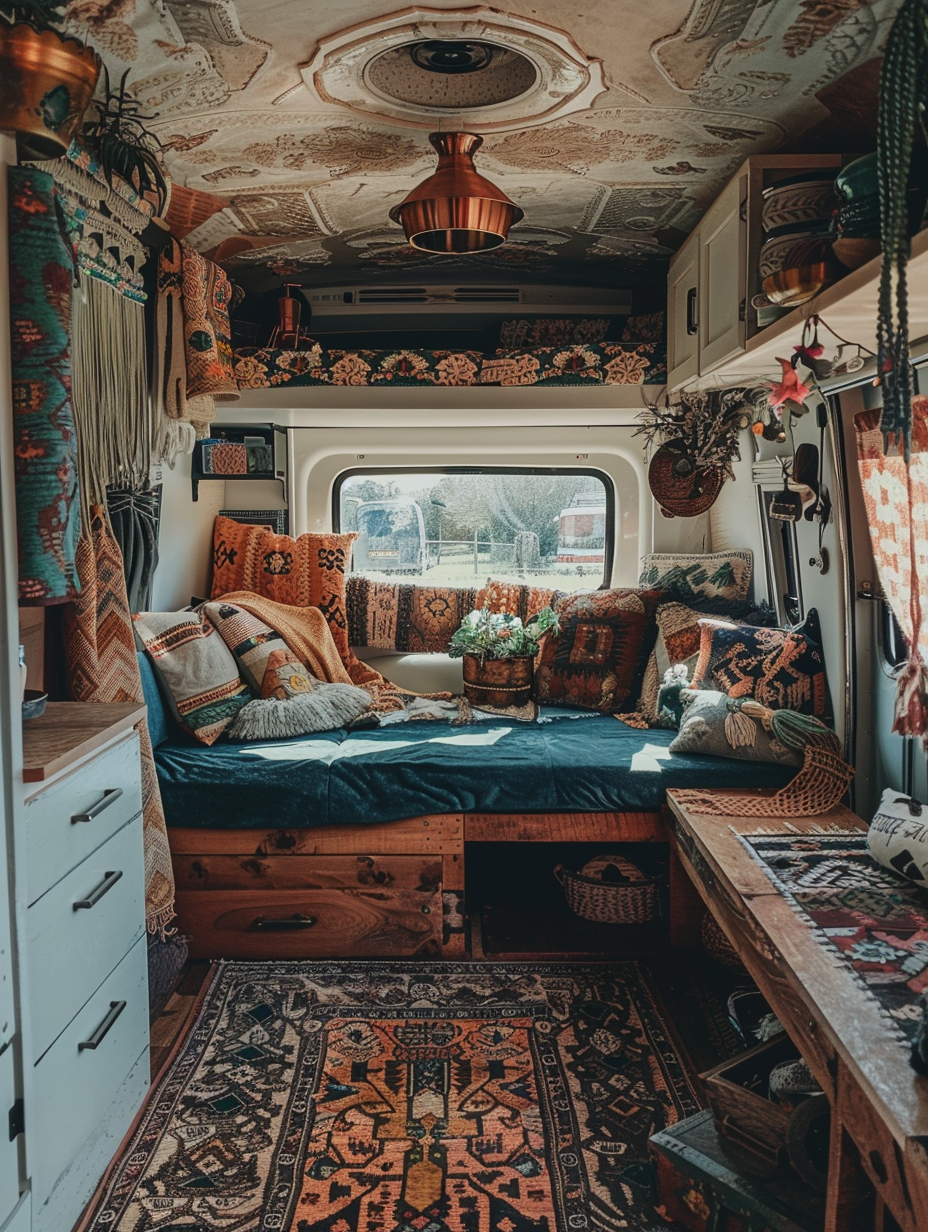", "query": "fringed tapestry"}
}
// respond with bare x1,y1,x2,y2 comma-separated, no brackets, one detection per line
153,238,214,447
70,271,149,509
346,576,479,652
106,486,162,613
63,510,175,936
855,398,928,738
181,244,239,402
8,166,82,605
